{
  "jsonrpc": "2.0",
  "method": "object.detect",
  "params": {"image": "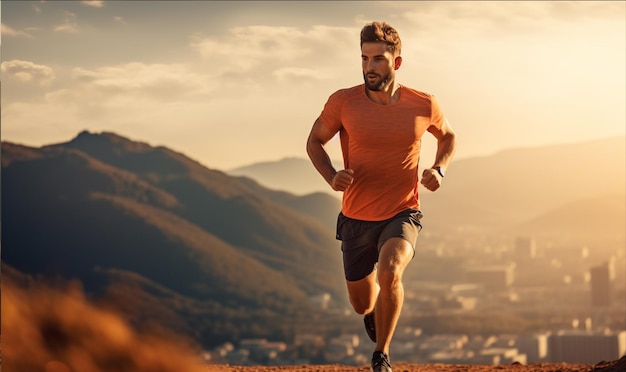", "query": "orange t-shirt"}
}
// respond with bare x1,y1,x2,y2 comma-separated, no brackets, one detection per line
319,84,445,221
